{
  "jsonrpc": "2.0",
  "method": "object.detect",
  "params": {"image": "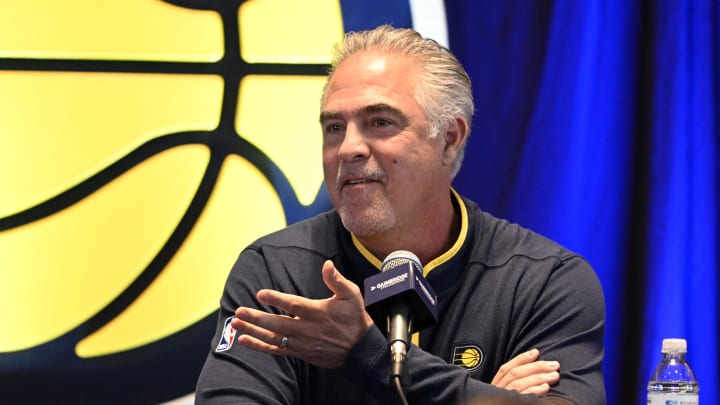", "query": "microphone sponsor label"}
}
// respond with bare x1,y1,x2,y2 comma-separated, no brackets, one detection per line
370,272,409,291
415,275,436,306
364,262,438,332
